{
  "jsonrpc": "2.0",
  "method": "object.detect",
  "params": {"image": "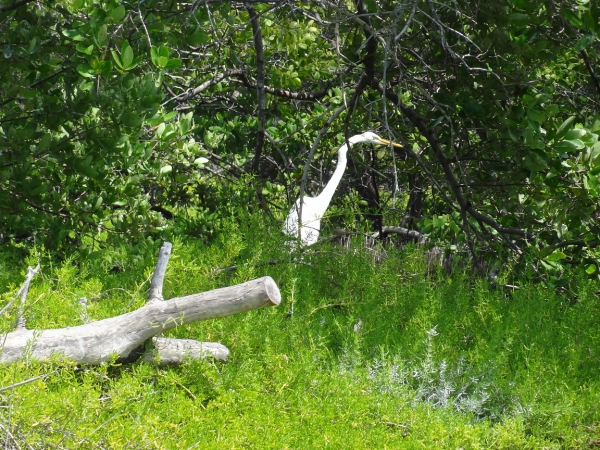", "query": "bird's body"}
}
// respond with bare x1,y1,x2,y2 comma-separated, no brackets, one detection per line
284,132,402,249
